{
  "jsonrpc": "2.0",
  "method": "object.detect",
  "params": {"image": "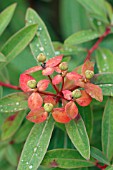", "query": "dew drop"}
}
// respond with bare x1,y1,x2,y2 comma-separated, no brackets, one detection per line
16,102,19,106
34,147,37,152
29,20,32,23
97,21,101,26
1,109,3,112
14,108,17,111
38,27,42,31
47,52,49,56
21,160,23,162
29,165,33,169
39,47,44,51
55,51,60,55
36,44,39,47
26,162,29,165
